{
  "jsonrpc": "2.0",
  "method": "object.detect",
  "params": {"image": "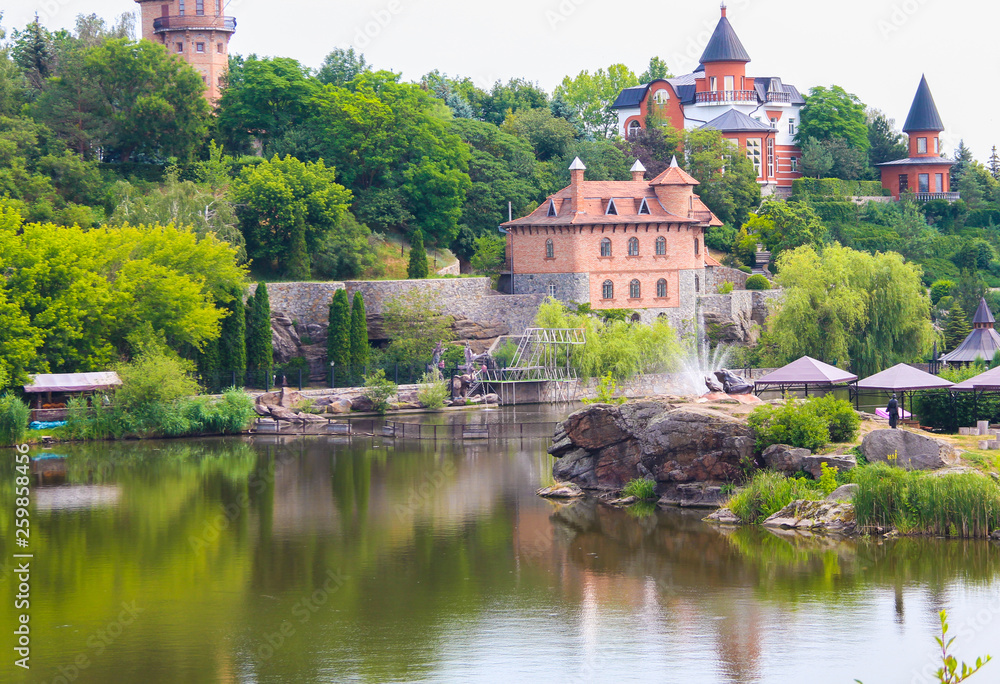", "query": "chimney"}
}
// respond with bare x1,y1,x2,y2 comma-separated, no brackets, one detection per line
720,1,727,17
630,159,647,182
569,157,586,213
